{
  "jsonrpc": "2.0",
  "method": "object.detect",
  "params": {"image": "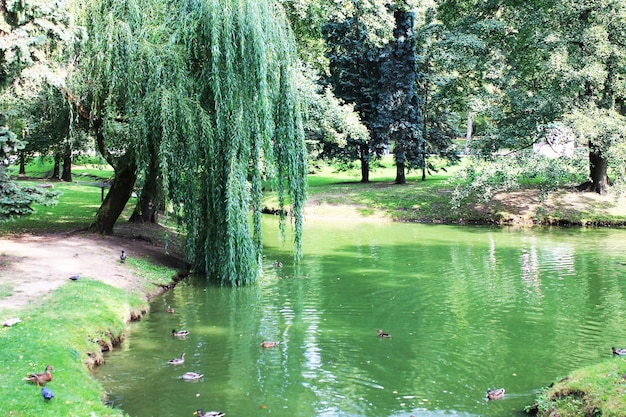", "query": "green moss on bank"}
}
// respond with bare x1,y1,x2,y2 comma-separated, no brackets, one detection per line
527,356,626,417
0,279,147,416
